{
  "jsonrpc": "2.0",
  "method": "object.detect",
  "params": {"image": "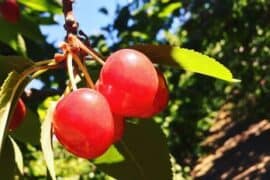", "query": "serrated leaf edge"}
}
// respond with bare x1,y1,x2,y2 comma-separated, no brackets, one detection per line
171,48,238,82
